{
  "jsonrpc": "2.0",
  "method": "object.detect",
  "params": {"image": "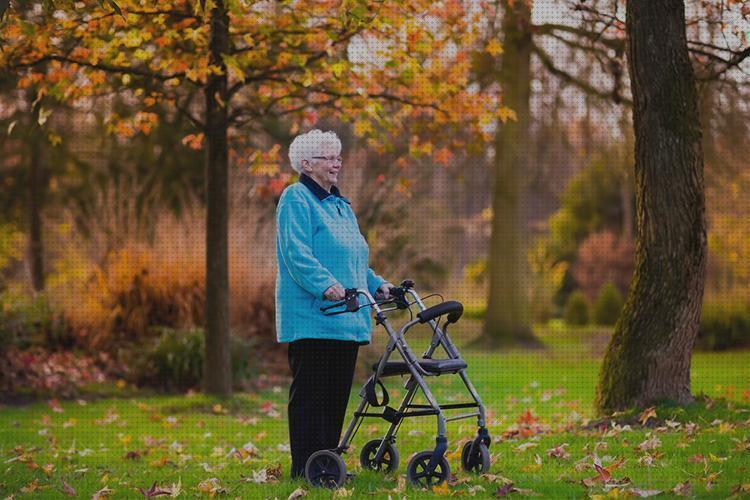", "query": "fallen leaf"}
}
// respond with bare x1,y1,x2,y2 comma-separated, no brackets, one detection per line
704,471,721,491
515,442,538,452
20,479,42,493
149,455,172,468
139,481,171,497
161,477,182,497
521,454,542,472
196,477,227,496
288,487,307,499
92,486,114,499
583,464,612,487
468,484,486,496
432,481,450,496
638,406,657,426
730,483,750,497
494,483,518,497
334,486,353,497
242,469,268,484
546,444,570,460
266,463,282,480
60,478,77,496
672,480,691,496
628,487,662,497
48,399,64,413
517,409,539,425
635,436,661,452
